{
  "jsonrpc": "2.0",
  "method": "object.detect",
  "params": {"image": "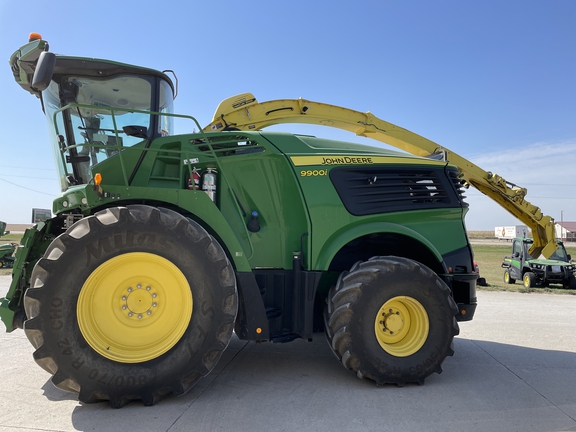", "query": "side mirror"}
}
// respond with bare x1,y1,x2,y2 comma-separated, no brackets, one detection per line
513,252,520,258
123,125,148,139
32,51,56,91
568,254,572,261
